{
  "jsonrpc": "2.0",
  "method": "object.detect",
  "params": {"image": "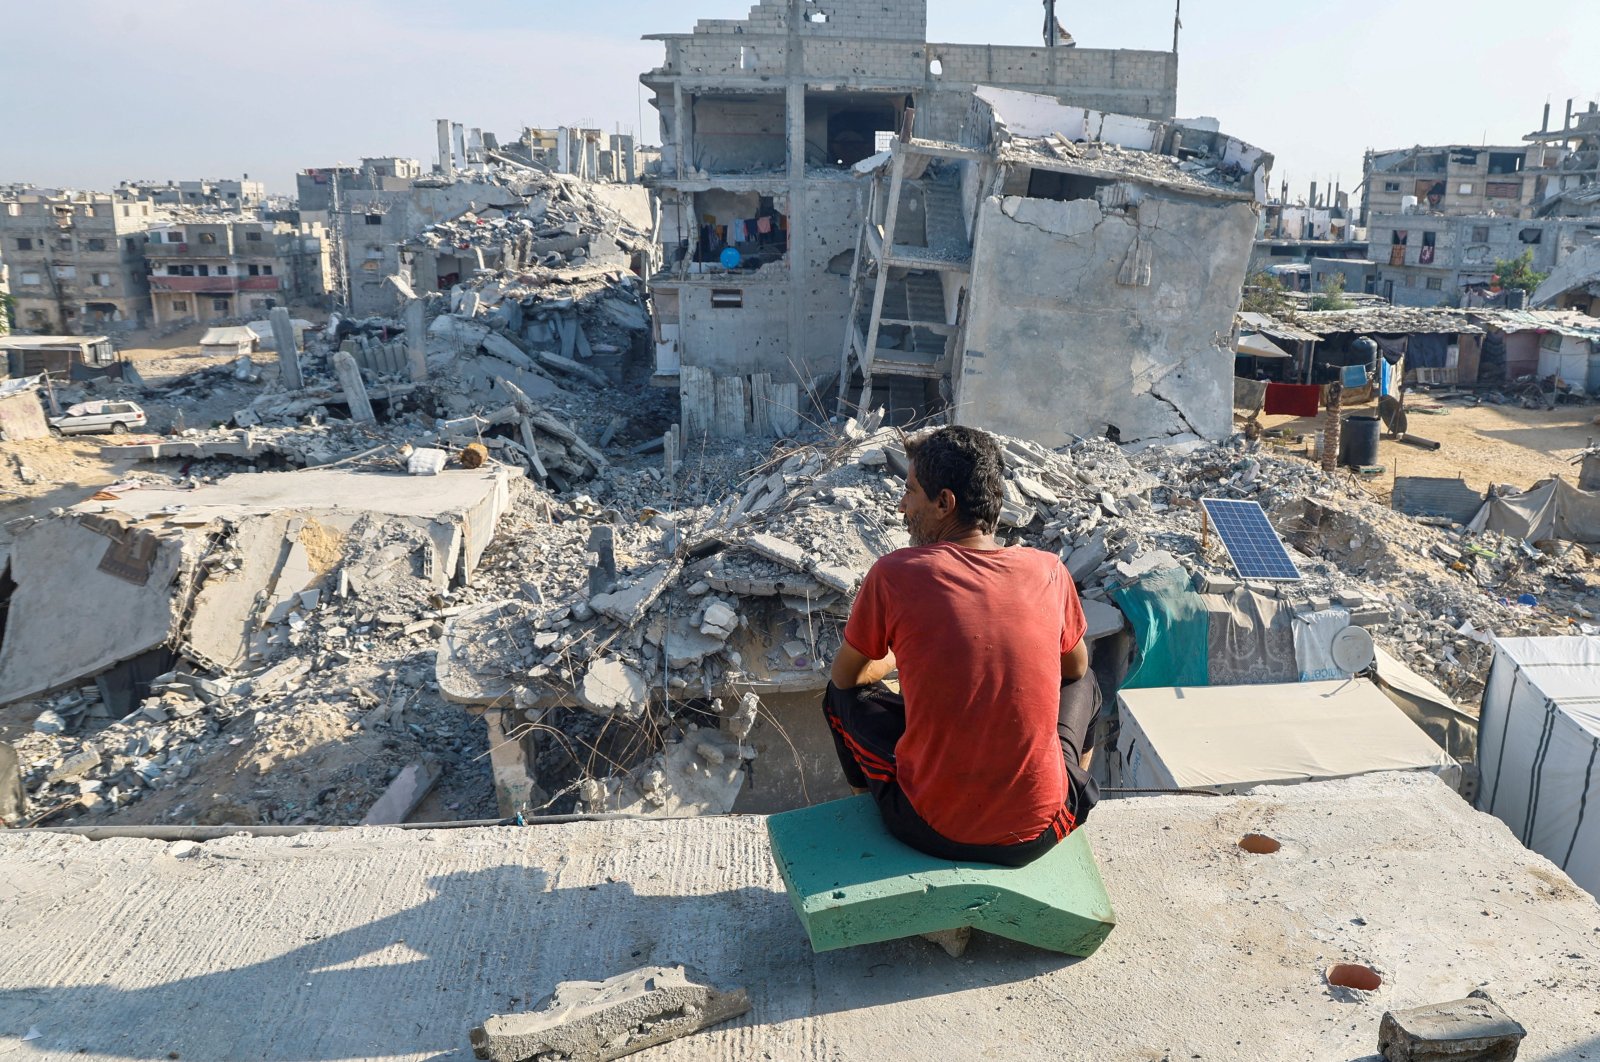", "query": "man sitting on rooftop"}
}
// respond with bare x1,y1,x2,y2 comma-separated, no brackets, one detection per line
825,426,1099,867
